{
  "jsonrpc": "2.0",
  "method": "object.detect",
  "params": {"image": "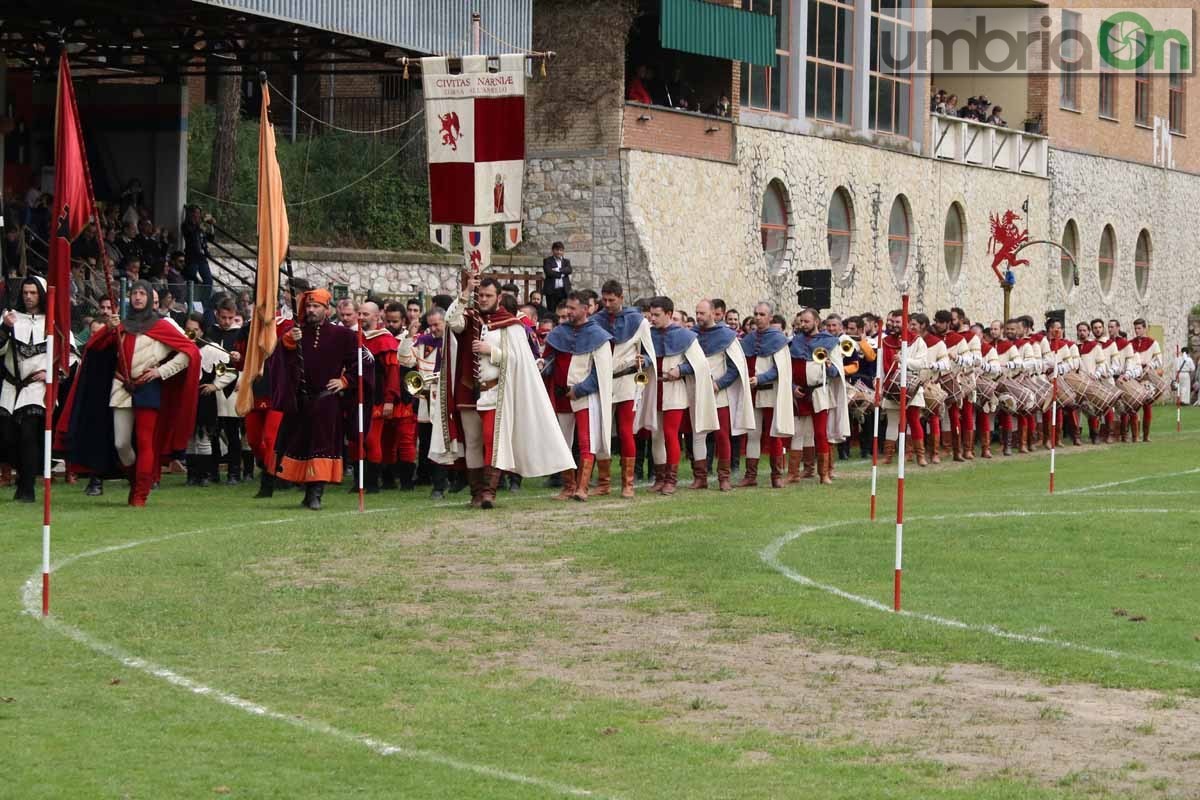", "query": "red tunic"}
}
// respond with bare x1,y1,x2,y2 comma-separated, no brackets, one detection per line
363,329,402,407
